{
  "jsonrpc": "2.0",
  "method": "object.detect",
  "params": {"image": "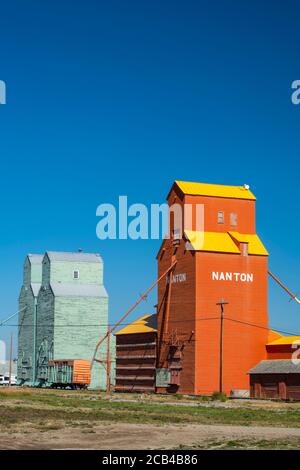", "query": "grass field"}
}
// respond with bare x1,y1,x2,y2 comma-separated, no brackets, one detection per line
0,388,300,449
